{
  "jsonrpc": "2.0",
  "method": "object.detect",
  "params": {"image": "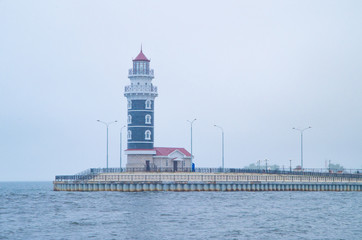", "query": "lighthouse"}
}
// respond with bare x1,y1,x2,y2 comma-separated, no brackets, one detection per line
124,48,157,150
124,49,191,171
